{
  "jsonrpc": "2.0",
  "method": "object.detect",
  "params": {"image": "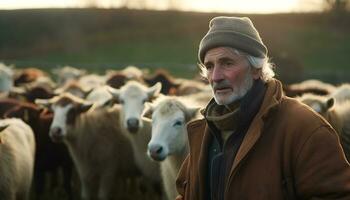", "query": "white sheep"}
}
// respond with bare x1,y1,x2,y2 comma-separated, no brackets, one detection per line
145,95,205,200
52,66,86,85
331,84,350,104
0,63,14,94
108,80,162,187
0,118,35,200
